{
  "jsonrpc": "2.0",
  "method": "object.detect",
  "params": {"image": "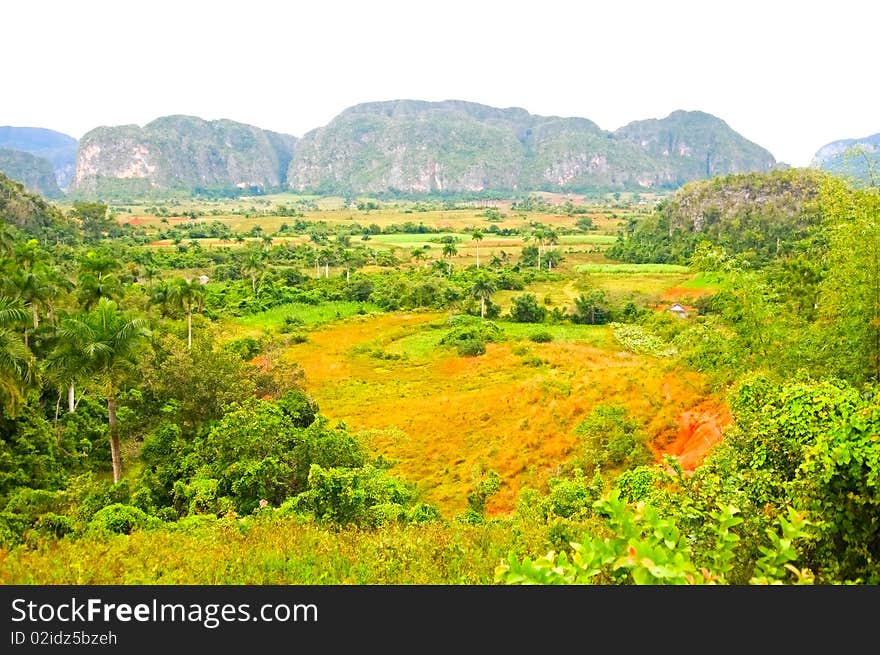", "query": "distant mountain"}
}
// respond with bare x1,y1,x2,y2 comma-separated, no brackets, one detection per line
70,115,298,197
0,126,78,190
0,149,62,198
614,110,777,185
811,132,880,184
66,101,778,198
287,100,777,194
